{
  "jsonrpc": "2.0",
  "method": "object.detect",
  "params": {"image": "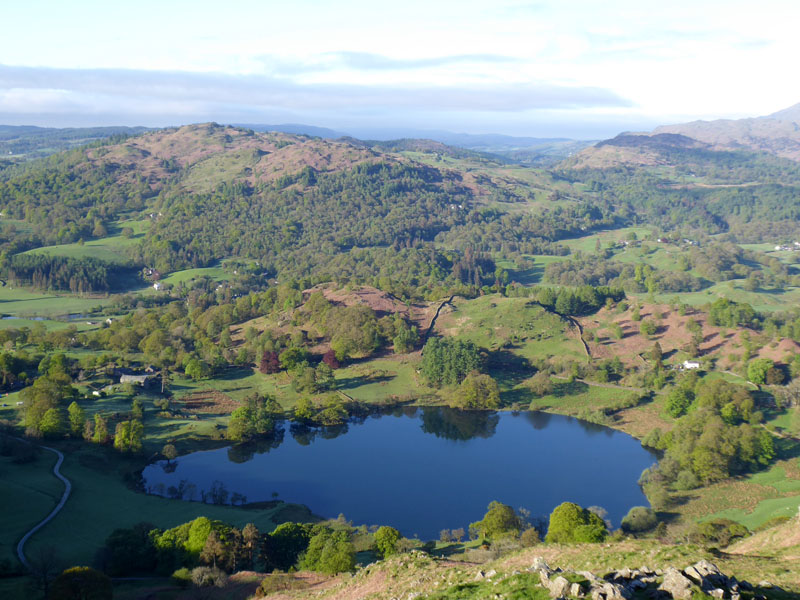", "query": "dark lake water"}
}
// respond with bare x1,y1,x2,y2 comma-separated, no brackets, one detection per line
143,409,657,540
